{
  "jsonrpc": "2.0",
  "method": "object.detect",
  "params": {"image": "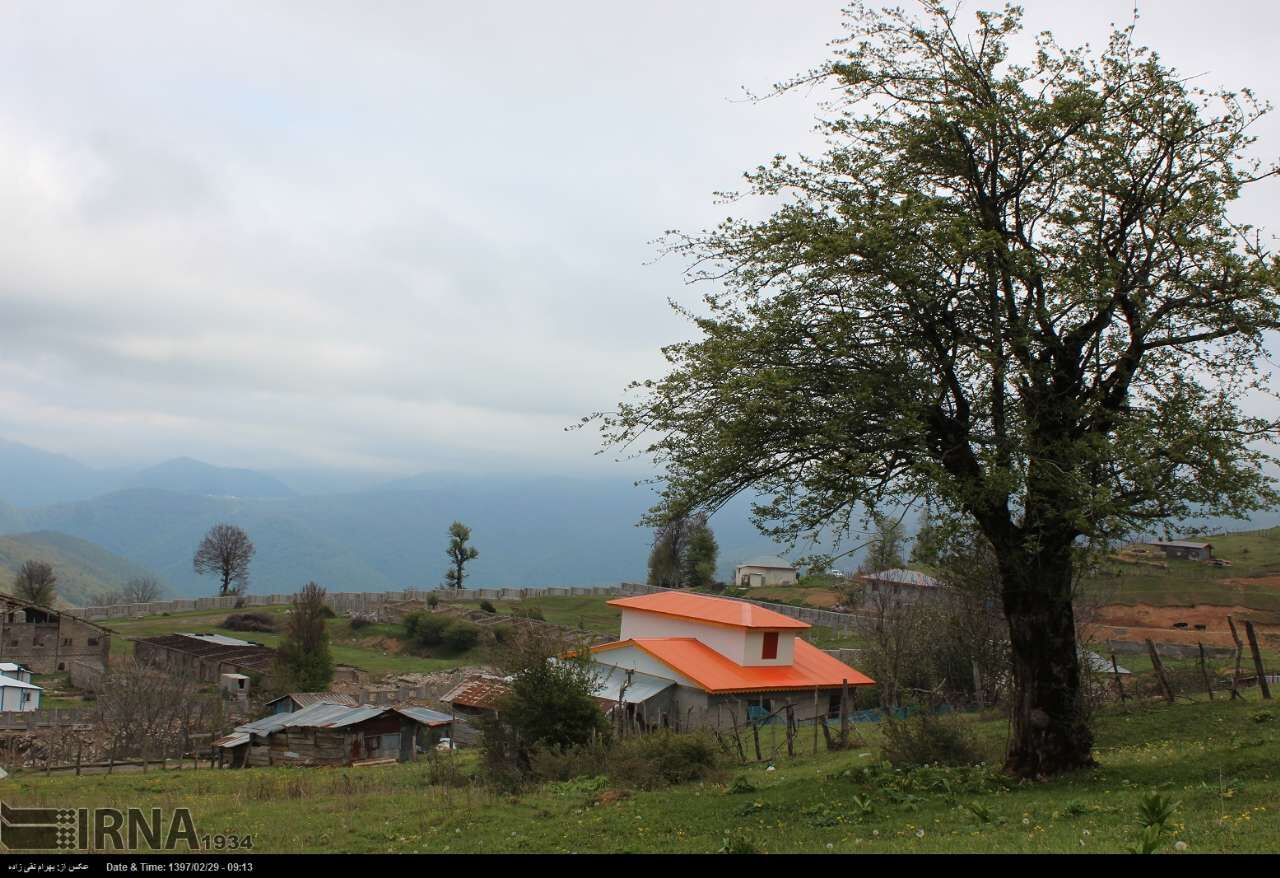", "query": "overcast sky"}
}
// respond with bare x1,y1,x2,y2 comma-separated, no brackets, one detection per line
2,1,1277,477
